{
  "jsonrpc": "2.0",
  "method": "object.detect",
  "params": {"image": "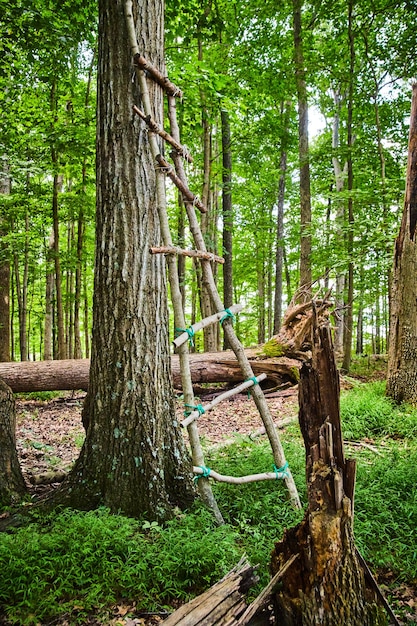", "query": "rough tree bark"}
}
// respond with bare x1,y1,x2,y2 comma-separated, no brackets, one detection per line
0,380,27,507
270,320,386,625
43,0,195,520
387,83,417,404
